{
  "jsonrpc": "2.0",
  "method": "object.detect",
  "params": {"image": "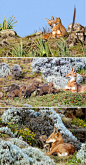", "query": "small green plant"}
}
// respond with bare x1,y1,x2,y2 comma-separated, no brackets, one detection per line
8,123,36,145
7,15,17,29
0,118,2,123
1,103,6,107
77,38,86,56
0,15,17,30
19,127,36,145
31,35,52,57
76,66,86,77
71,118,86,128
0,15,7,30
11,40,31,57
53,37,70,56
11,40,23,57
33,71,42,77
67,155,81,164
